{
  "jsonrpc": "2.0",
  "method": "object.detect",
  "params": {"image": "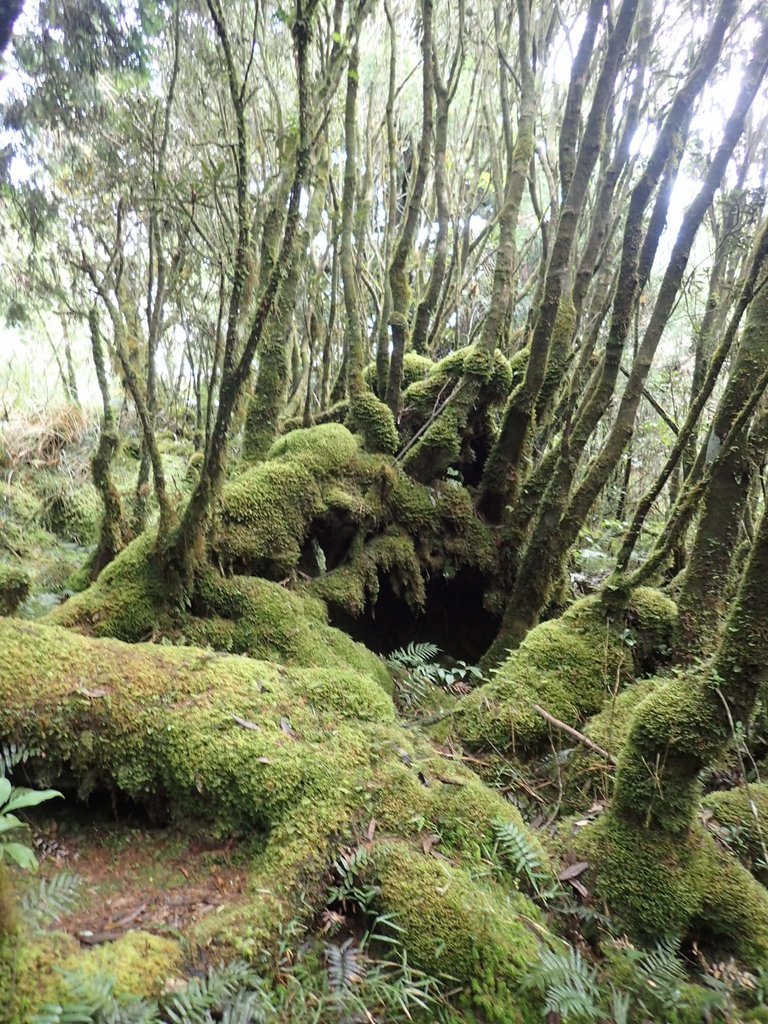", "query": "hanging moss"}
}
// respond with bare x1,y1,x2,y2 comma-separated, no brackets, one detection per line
309,529,426,616
0,564,31,615
456,589,677,755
